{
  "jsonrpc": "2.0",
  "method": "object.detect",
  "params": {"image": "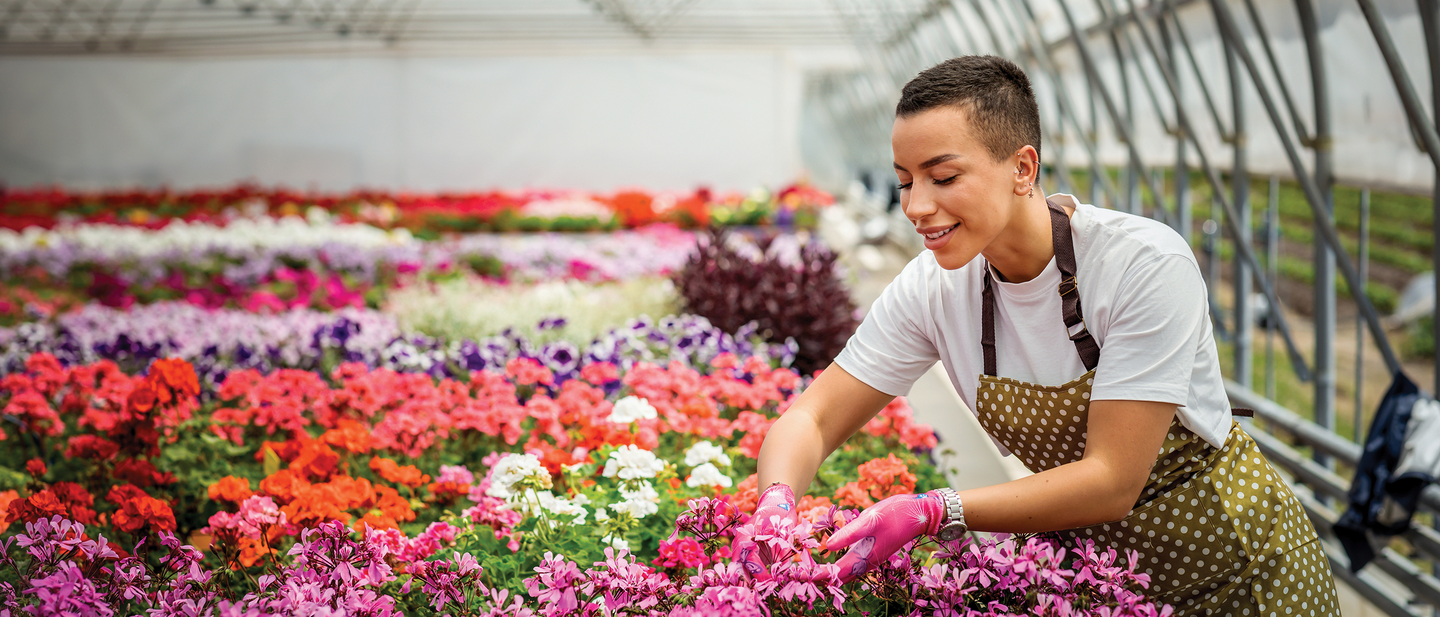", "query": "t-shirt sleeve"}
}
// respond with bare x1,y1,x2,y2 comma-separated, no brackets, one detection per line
1090,254,1207,405
833,259,941,397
